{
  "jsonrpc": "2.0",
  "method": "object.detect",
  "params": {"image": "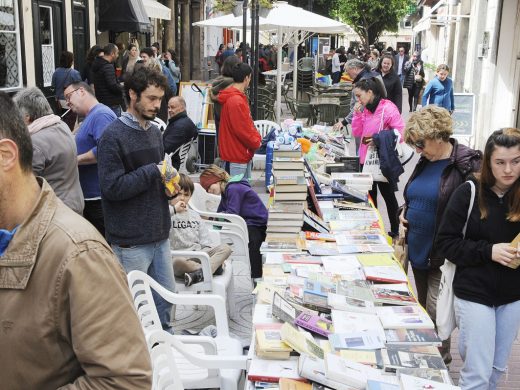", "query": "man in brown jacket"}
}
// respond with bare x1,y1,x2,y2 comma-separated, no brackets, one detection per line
0,92,151,389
